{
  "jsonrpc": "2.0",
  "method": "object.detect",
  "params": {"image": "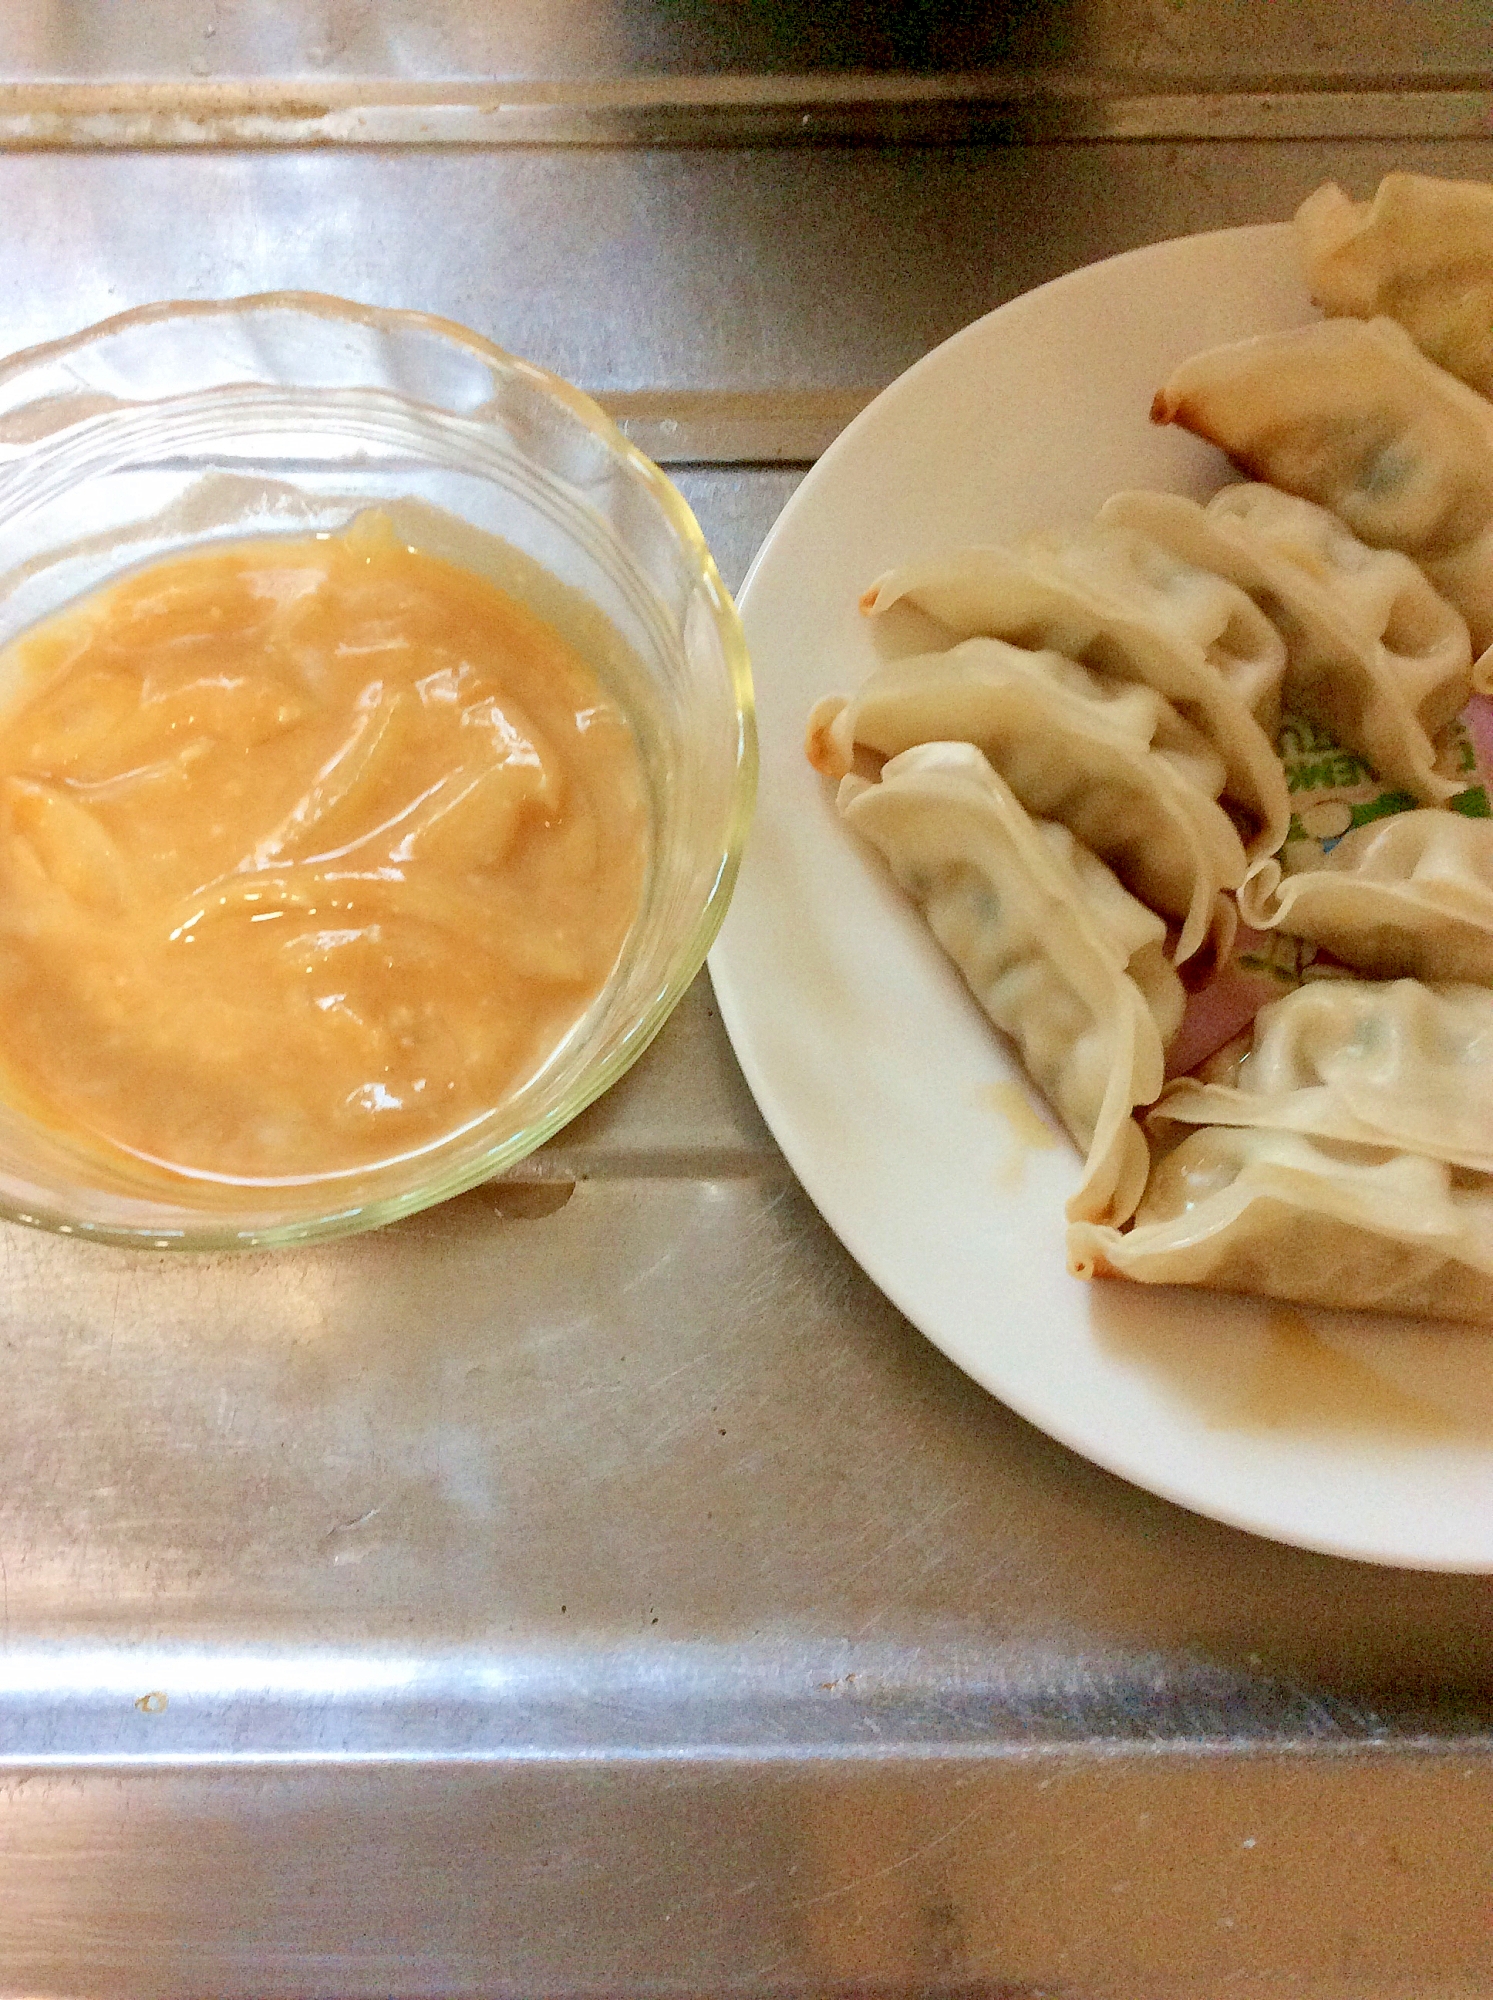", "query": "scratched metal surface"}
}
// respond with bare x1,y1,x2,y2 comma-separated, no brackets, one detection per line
0,4,1492,1995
